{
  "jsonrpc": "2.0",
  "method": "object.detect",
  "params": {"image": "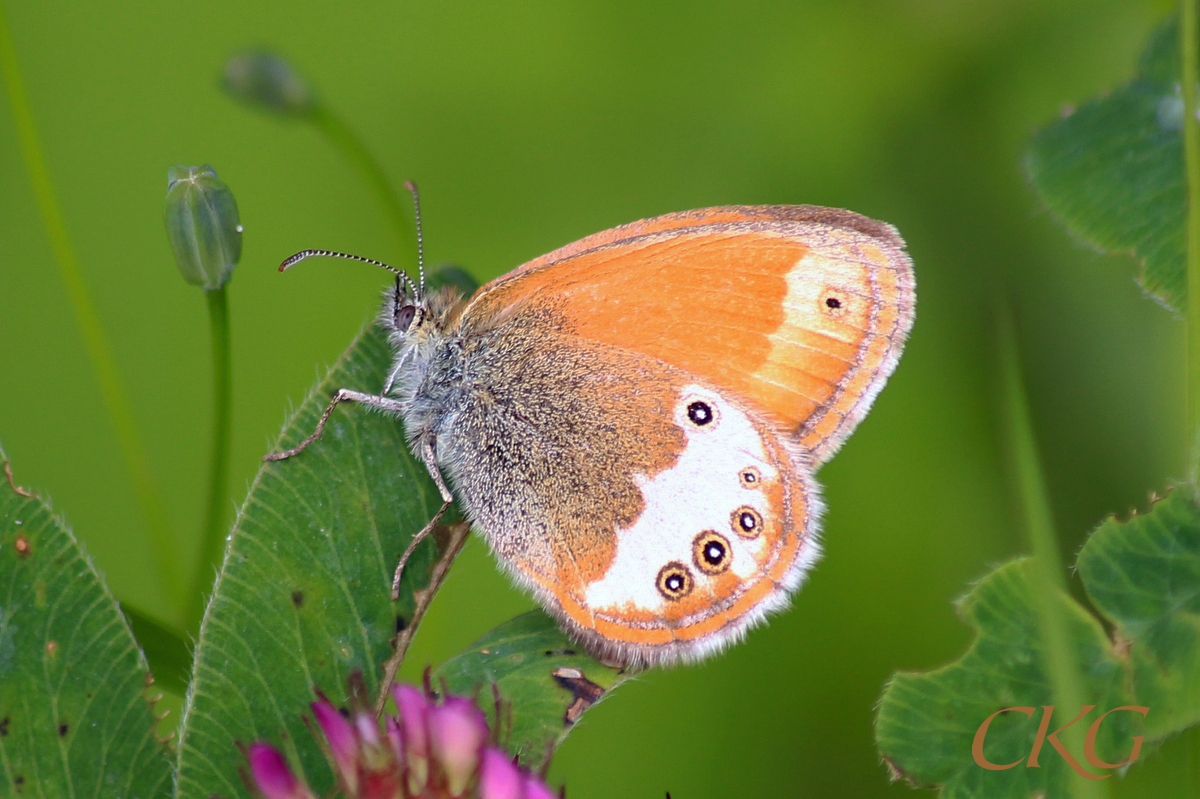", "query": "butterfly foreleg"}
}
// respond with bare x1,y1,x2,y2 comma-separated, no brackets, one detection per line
390,437,455,600
264,388,407,461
